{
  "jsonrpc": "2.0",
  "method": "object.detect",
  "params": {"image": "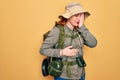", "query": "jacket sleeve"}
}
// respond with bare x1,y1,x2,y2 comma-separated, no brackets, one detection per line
77,25,97,48
40,27,62,57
